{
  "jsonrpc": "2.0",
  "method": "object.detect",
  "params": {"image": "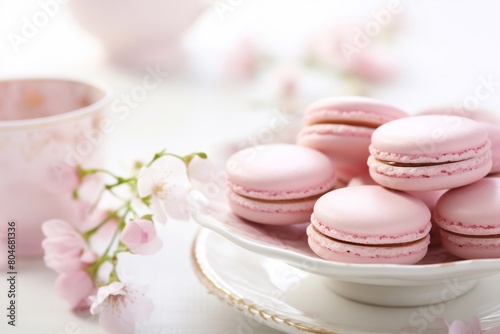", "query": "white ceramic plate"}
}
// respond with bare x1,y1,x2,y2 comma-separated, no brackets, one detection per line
192,196,500,306
192,229,500,334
